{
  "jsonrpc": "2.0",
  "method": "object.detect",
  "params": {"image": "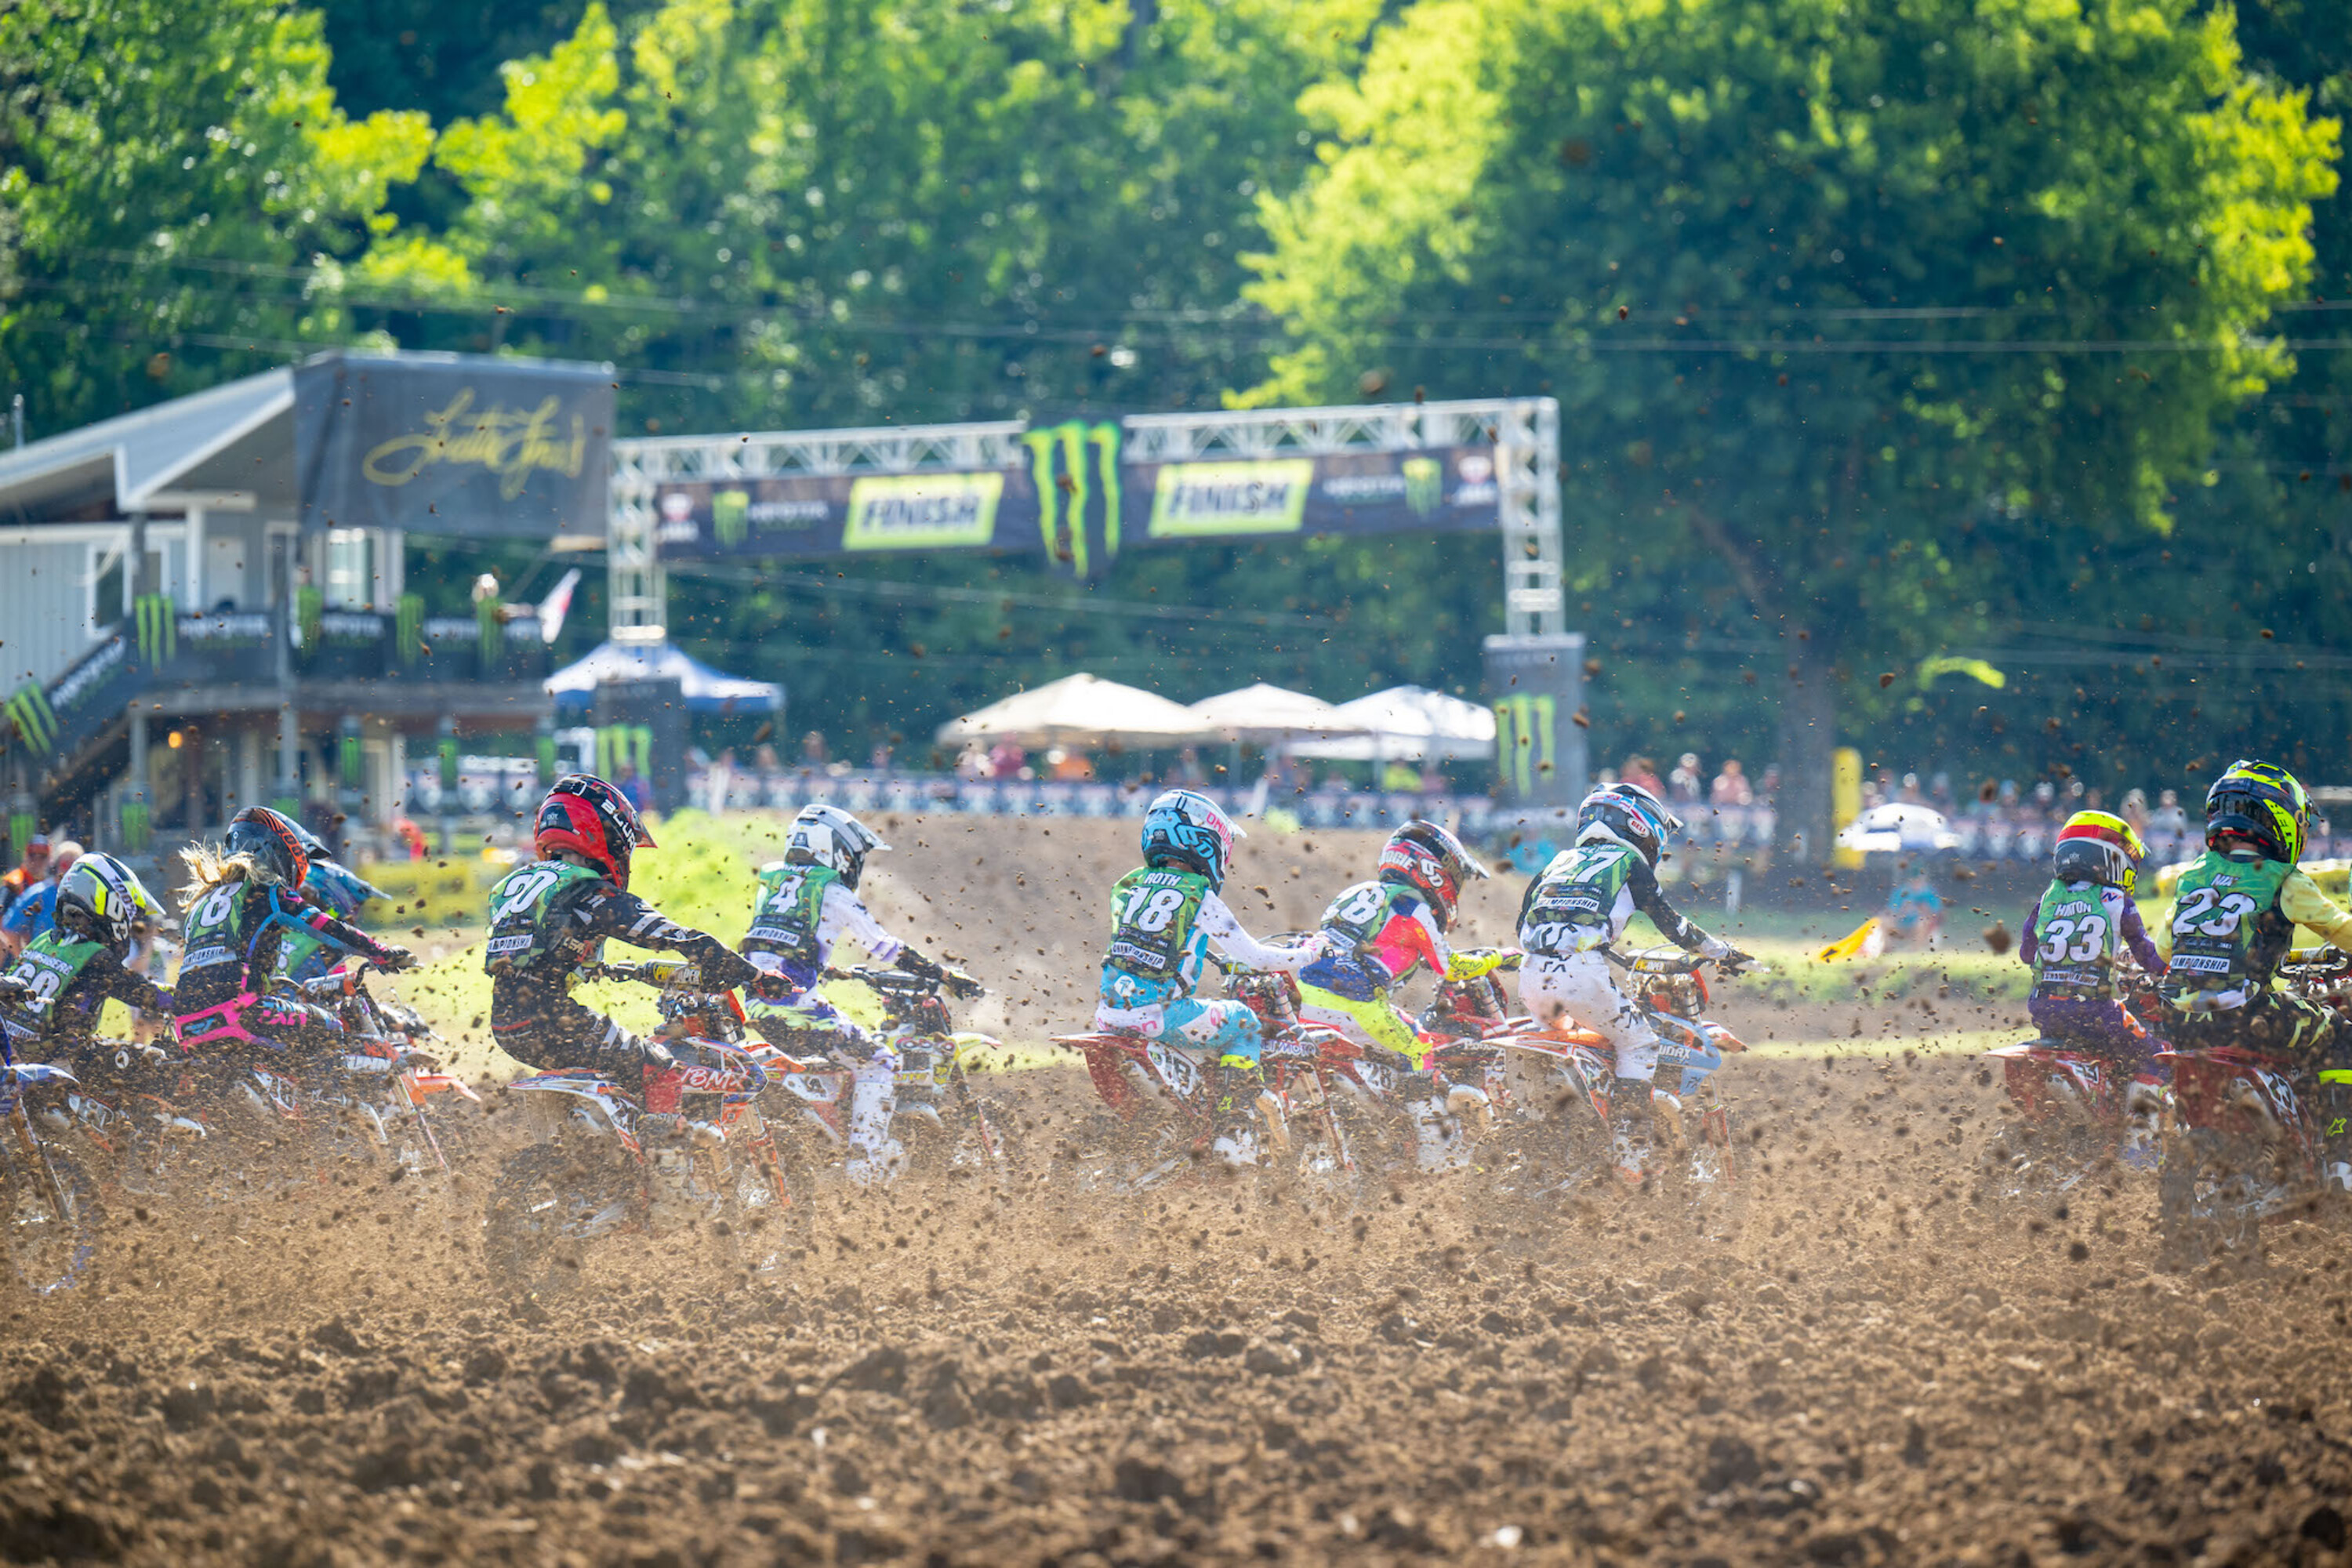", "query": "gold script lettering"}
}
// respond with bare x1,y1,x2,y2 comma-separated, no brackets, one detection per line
361,389,589,500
